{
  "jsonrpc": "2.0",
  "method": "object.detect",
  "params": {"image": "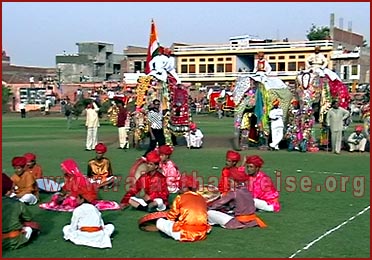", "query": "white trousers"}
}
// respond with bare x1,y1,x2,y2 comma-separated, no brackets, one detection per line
254,198,274,212
270,127,283,149
207,210,233,228
118,127,128,148
349,139,367,152
10,193,38,205
156,218,181,240
86,127,98,150
23,226,33,240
